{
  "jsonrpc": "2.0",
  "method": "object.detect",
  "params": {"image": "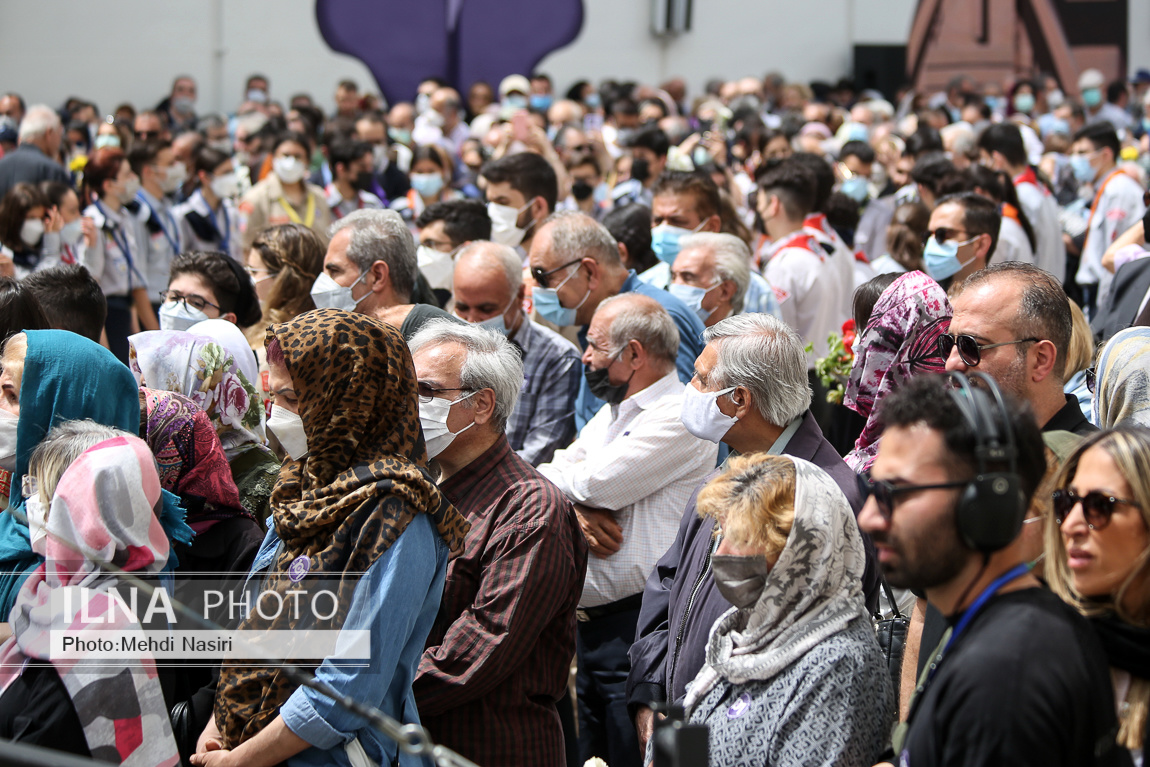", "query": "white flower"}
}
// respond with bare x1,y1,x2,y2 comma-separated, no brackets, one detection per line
583,759,609,767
